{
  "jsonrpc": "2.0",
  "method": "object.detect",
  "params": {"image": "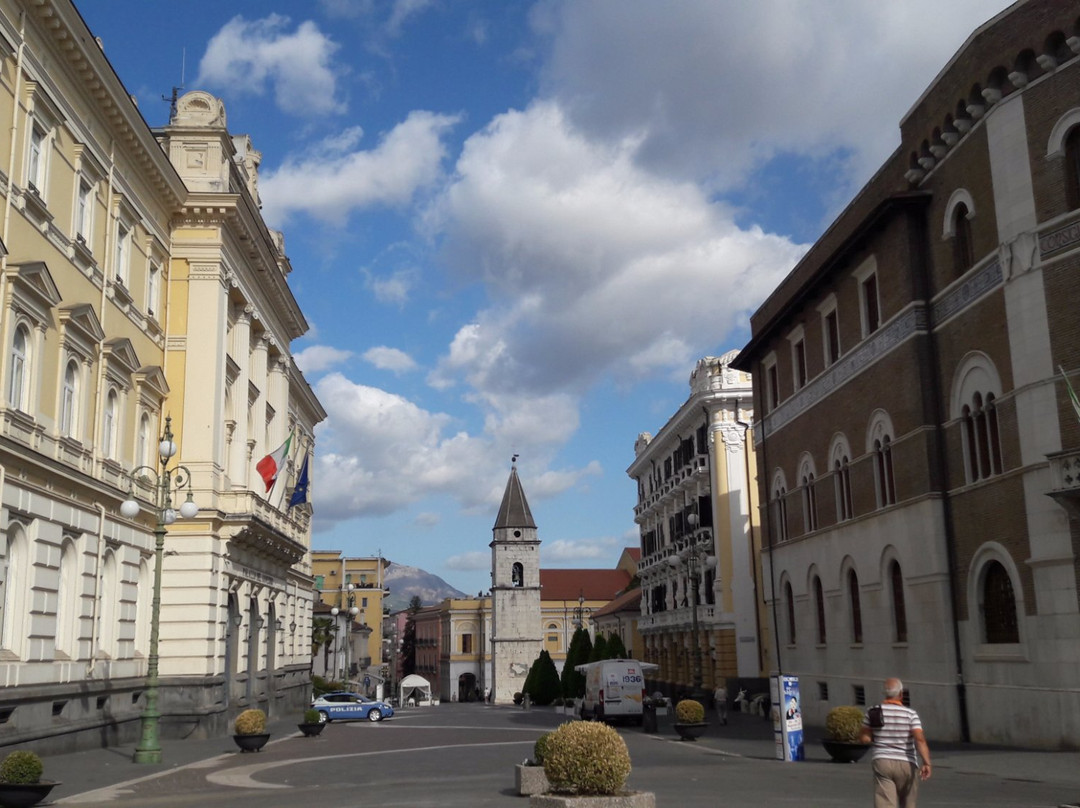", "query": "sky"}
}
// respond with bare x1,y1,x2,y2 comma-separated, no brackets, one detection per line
78,0,1010,597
